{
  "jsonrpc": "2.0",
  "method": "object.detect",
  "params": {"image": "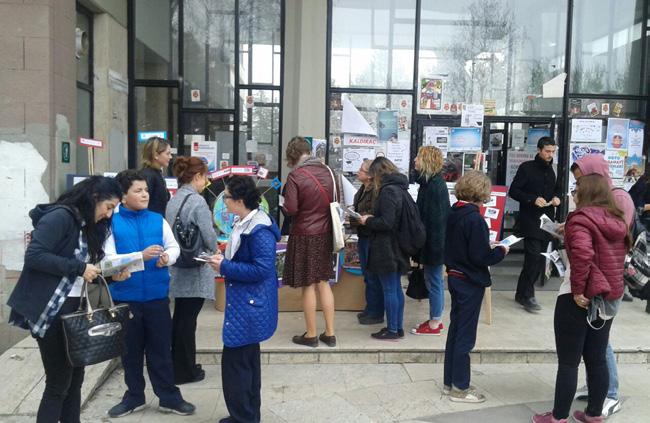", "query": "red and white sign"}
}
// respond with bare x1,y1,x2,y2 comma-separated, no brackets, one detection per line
343,134,378,146
230,165,256,176
78,137,103,148
210,167,232,180
480,186,507,242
